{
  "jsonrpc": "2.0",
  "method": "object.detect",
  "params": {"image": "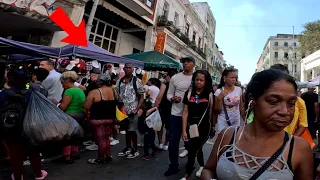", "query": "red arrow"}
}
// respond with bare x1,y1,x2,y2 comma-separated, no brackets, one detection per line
49,7,88,47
